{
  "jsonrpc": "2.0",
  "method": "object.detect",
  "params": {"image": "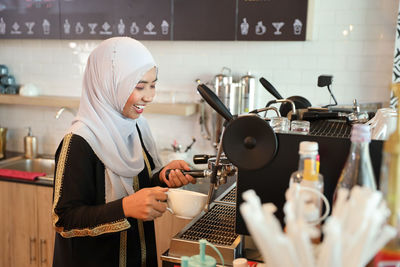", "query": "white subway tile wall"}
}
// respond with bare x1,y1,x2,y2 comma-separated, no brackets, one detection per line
0,0,398,156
